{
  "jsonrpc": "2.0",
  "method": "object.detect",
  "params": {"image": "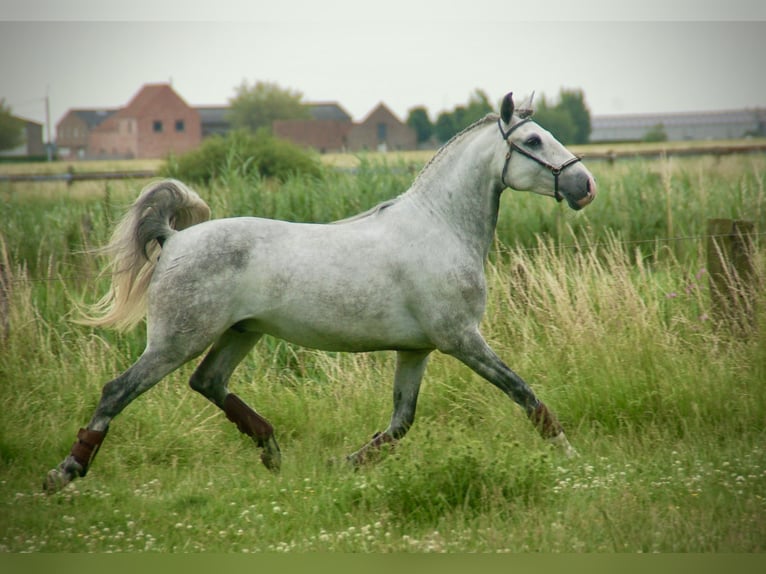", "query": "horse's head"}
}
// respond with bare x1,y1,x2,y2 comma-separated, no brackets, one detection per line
497,92,596,211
